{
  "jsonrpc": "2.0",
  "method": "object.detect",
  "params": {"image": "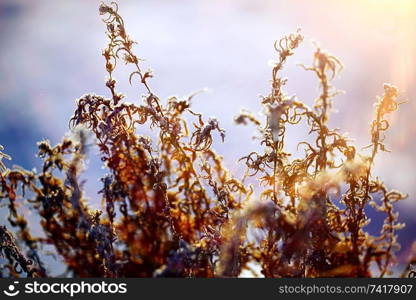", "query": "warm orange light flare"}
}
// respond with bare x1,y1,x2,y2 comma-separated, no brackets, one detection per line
368,0,416,91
